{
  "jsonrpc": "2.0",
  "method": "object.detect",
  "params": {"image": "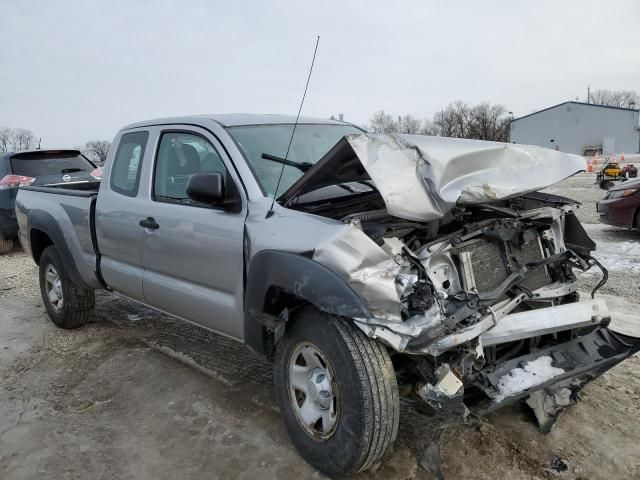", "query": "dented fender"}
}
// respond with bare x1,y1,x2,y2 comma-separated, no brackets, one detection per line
243,249,372,356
